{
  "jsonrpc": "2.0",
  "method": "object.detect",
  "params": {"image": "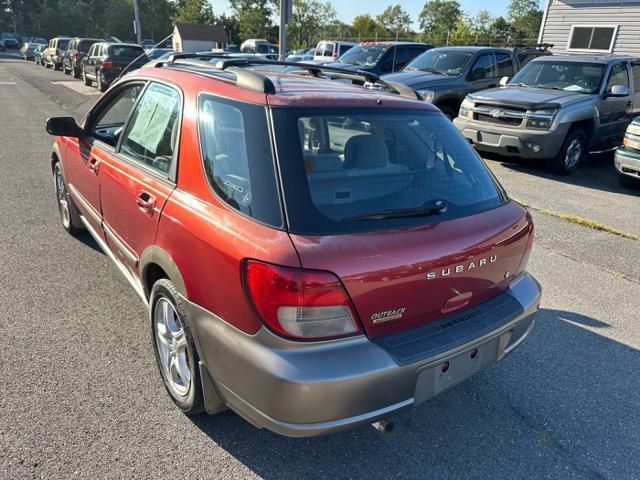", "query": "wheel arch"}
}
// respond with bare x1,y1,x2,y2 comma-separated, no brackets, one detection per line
50,143,62,173
140,246,187,300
